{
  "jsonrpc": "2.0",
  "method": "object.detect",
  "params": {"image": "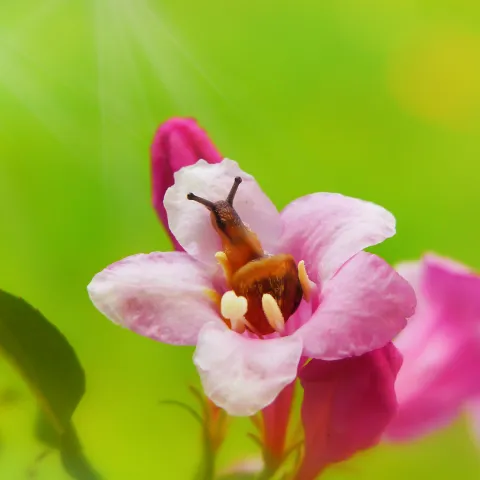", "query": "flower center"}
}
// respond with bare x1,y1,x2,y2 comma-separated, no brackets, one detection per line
188,177,313,335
